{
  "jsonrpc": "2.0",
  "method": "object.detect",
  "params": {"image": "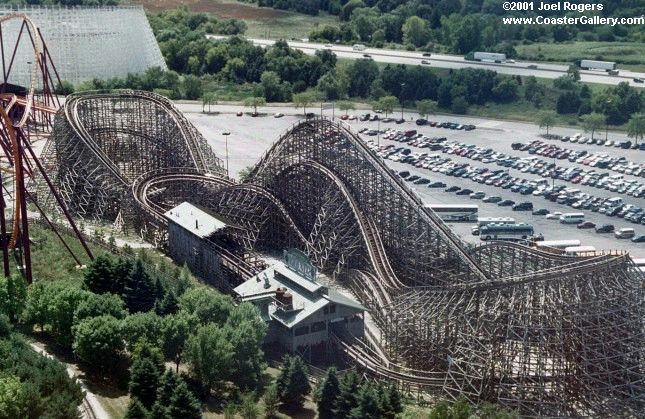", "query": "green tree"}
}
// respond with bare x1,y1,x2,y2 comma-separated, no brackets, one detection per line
169,376,202,419
386,385,403,416
244,96,266,115
416,99,438,118
0,273,27,323
239,392,260,419
202,92,217,113
567,65,581,81
129,343,164,408
124,398,150,419
338,100,355,116
315,367,340,419
537,111,557,135
336,371,360,417
49,283,92,346
184,323,233,390
155,369,178,407
83,253,116,294
226,304,267,389
161,312,196,372
277,355,310,408
122,311,164,350
627,113,645,145
179,286,234,325
263,384,280,418
581,112,605,140
316,70,349,100
155,290,179,316
72,315,124,368
350,381,380,418
182,75,203,100
402,16,429,48
0,375,27,419
451,96,469,114
293,91,317,116
73,292,127,323
123,259,156,313
377,95,399,117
